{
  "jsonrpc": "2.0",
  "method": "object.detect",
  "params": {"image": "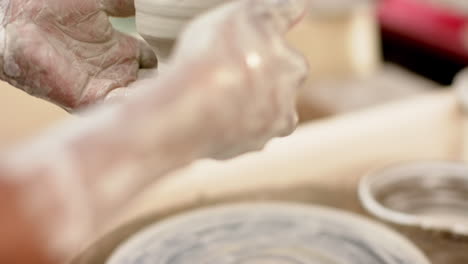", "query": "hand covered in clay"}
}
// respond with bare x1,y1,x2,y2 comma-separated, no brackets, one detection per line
0,0,157,111
164,0,309,159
